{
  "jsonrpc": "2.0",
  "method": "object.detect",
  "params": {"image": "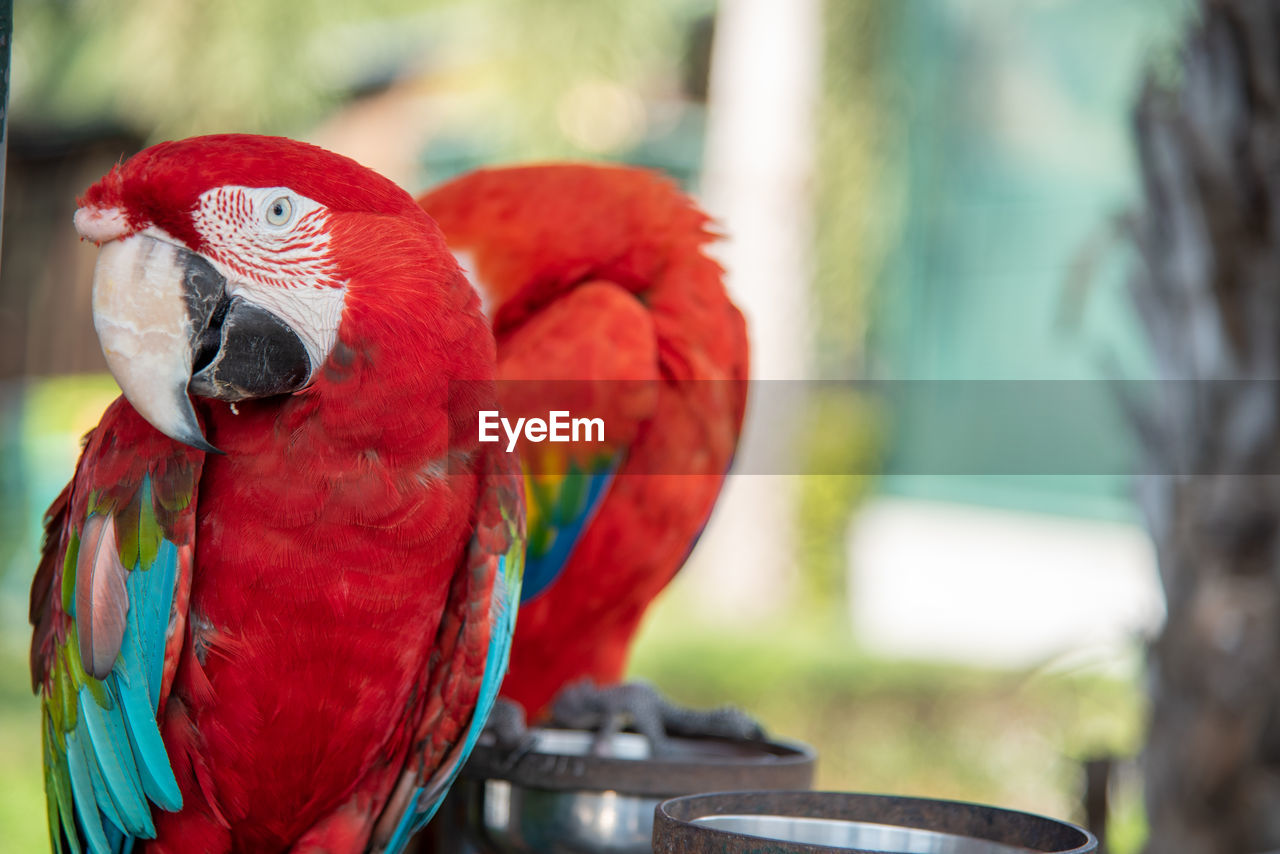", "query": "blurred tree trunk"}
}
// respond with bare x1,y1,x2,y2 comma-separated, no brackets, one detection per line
1132,2,1280,852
